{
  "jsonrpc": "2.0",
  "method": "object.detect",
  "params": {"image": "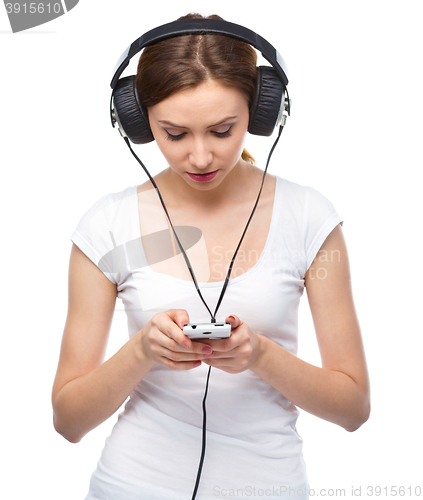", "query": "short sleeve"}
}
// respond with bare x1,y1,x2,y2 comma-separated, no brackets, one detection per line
303,186,344,272
71,194,121,285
